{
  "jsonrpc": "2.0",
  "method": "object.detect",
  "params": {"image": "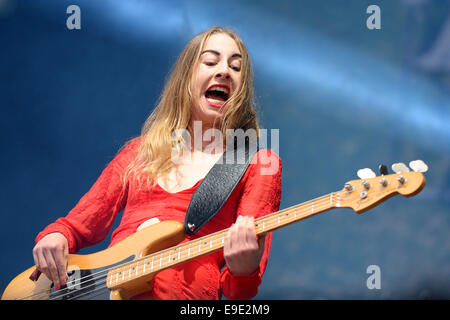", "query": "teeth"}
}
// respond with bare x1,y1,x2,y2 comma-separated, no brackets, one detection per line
206,97,225,105
208,86,229,95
